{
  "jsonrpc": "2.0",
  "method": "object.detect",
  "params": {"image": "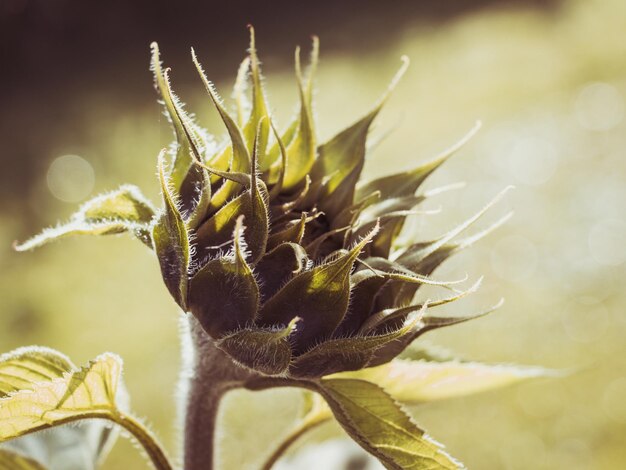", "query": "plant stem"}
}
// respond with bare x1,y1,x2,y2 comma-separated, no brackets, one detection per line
180,315,257,470
260,413,329,470
113,412,174,470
